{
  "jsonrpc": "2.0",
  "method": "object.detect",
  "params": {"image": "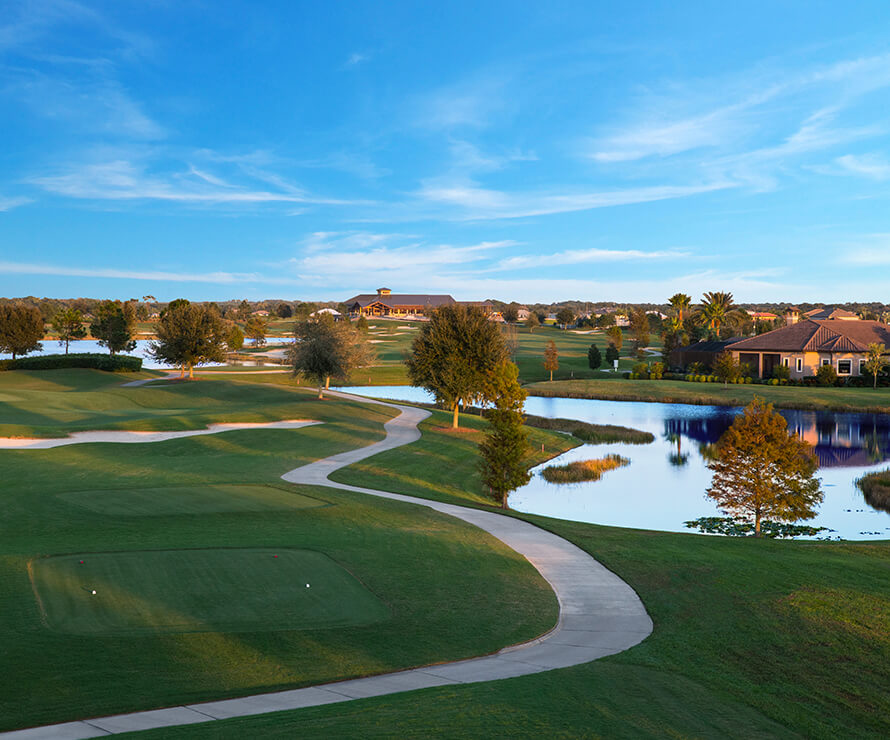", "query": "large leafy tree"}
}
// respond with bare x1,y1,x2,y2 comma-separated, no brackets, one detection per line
91,300,136,355
0,303,44,359
407,304,508,428
543,339,559,381
555,308,575,329
51,308,87,354
291,316,374,399
150,300,227,378
629,308,650,356
864,342,888,389
478,361,530,508
707,398,822,536
244,315,268,346
525,312,540,333
606,325,623,351
713,351,742,387
698,291,746,338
